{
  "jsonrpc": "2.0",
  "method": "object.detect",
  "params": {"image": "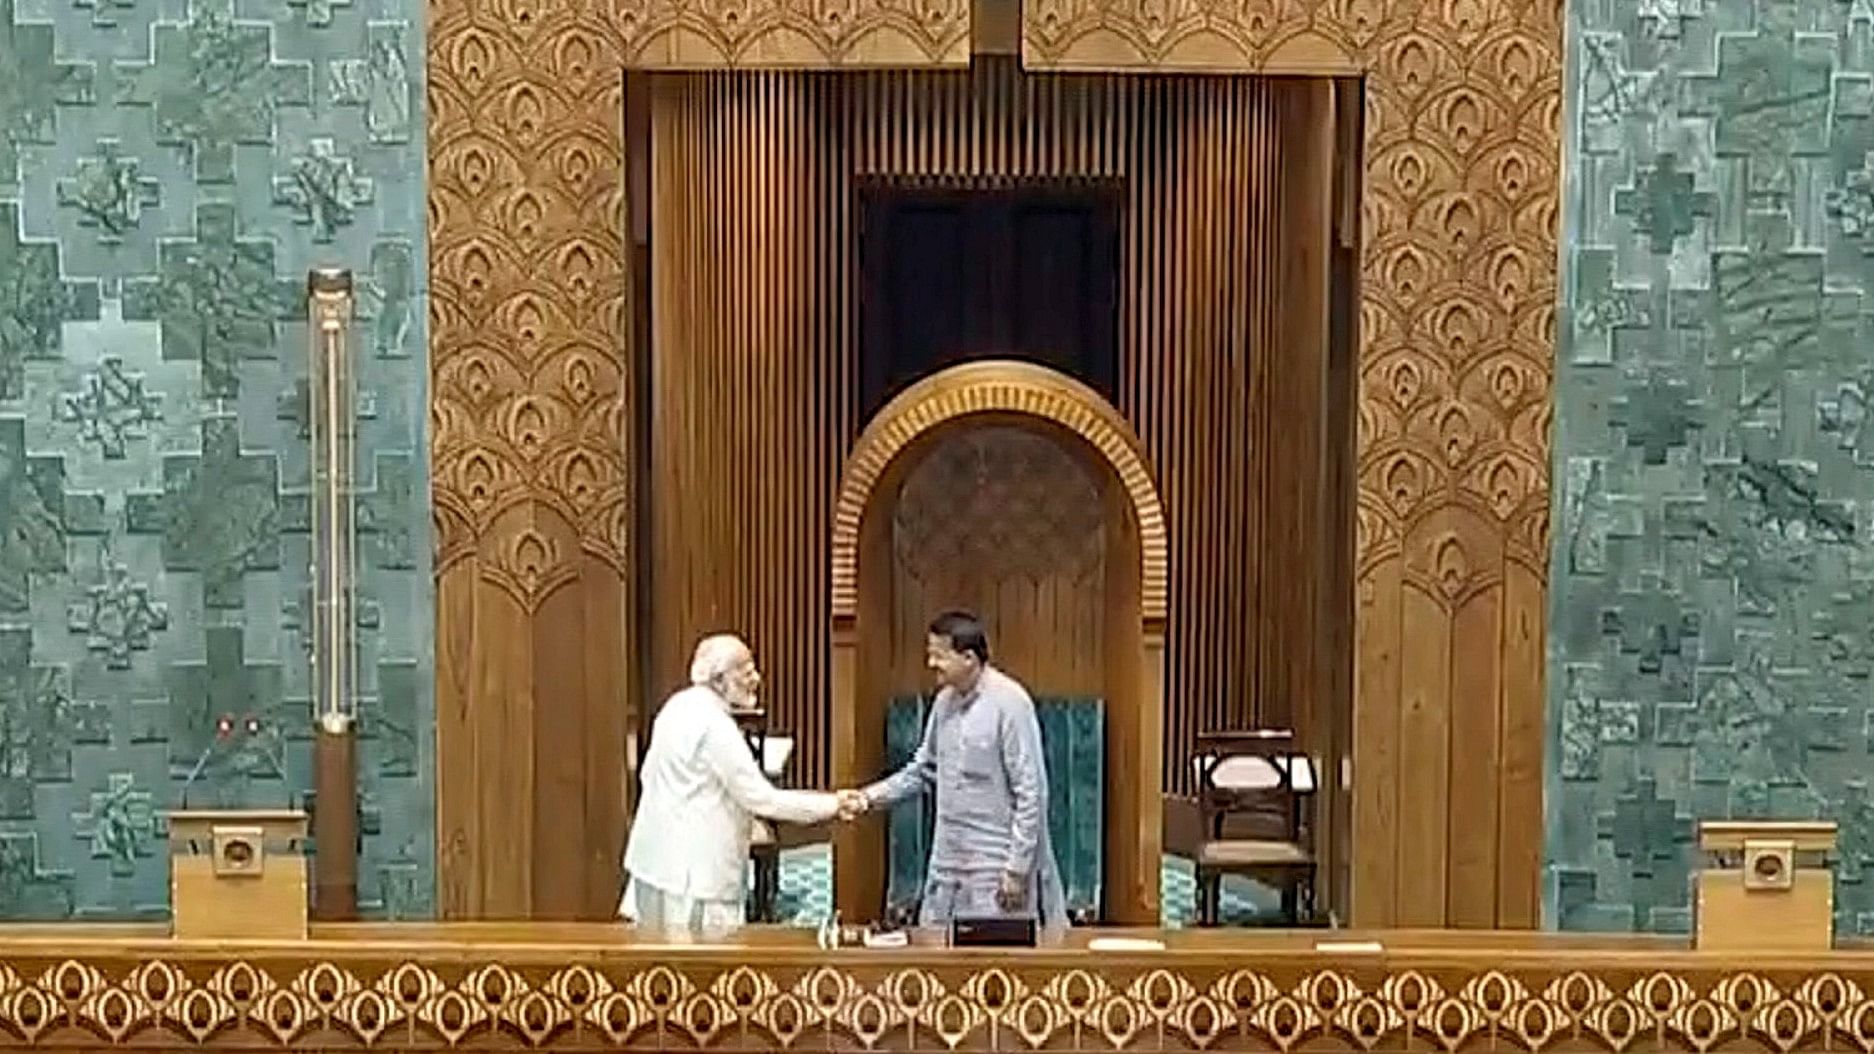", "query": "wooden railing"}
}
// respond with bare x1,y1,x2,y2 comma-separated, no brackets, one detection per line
0,925,1871,1051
